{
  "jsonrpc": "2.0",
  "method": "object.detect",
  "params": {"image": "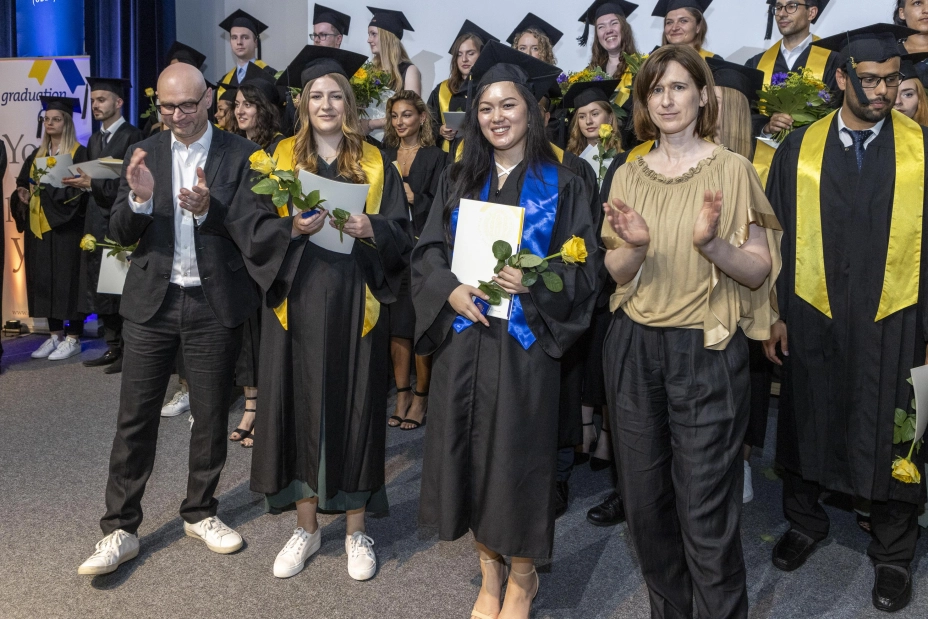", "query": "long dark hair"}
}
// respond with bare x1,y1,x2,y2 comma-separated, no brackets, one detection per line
237,83,281,150
443,80,558,240
449,34,484,93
